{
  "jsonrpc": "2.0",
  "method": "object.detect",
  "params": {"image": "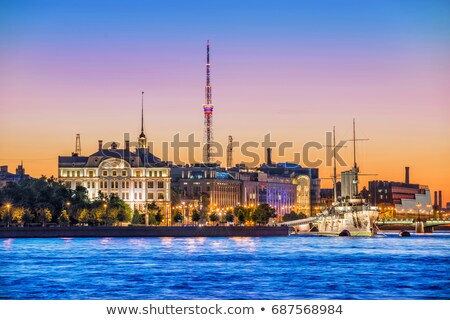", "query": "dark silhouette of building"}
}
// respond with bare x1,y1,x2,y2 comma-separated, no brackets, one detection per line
0,163,30,188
